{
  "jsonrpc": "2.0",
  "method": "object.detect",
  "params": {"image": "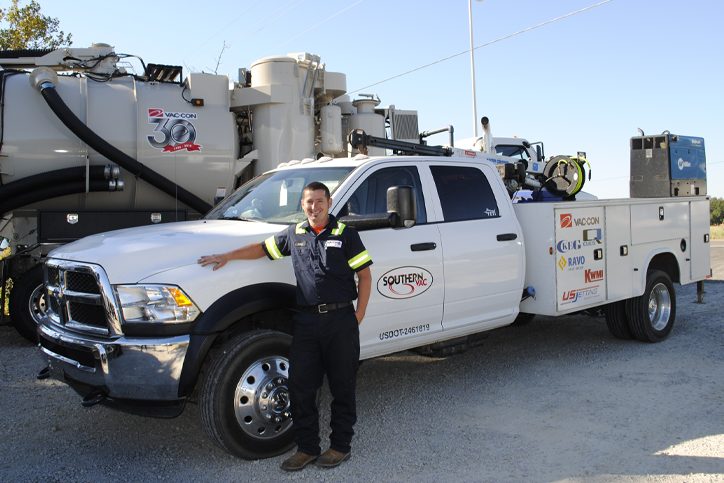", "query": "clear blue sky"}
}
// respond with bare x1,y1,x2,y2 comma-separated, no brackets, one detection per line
40,0,723,199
